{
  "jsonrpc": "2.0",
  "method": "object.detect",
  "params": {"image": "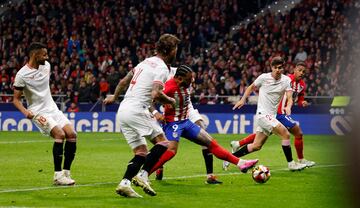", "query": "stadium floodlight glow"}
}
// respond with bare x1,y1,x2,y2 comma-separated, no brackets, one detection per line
254,14,257,17
247,19,250,22
278,10,281,13
261,10,264,13
285,5,288,8
291,1,295,4
268,6,271,9
275,1,278,4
